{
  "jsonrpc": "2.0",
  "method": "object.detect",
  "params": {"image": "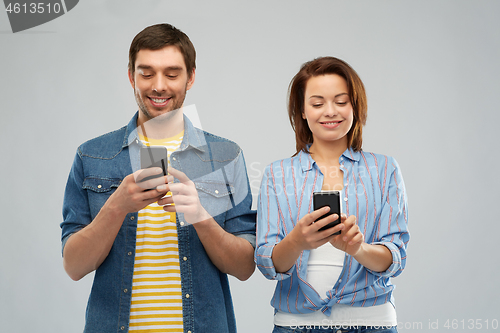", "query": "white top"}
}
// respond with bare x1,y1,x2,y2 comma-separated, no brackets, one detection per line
274,243,397,328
